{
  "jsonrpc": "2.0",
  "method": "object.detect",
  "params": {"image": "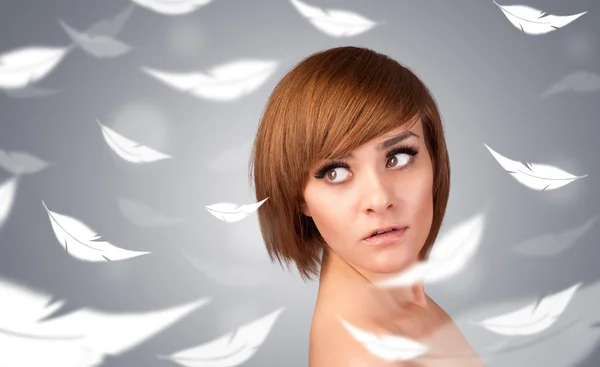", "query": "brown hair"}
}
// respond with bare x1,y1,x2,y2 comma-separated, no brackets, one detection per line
248,46,450,283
